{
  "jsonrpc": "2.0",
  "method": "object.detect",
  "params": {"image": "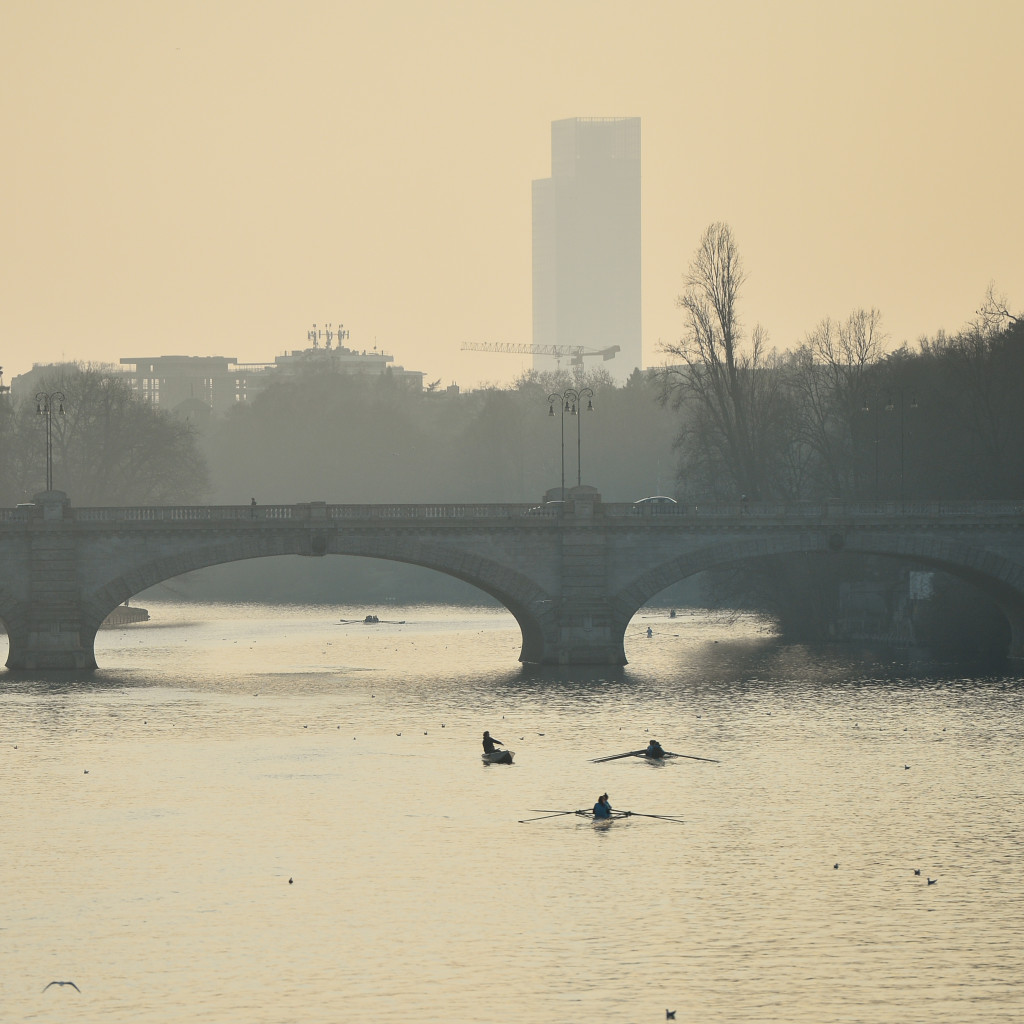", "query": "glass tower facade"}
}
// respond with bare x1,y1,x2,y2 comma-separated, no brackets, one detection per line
532,117,641,380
